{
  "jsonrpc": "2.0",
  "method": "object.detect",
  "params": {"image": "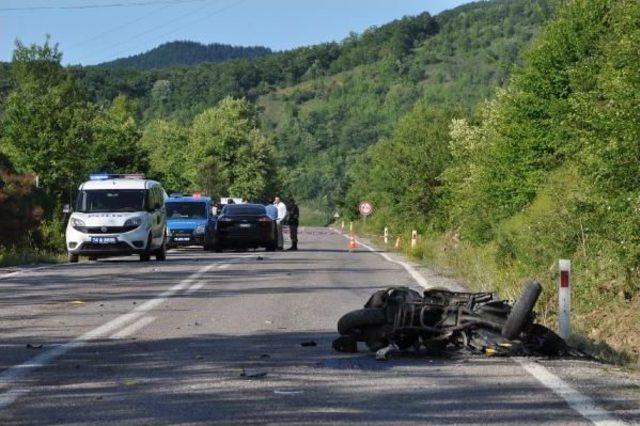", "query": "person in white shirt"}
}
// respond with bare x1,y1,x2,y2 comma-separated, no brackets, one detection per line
274,196,287,250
